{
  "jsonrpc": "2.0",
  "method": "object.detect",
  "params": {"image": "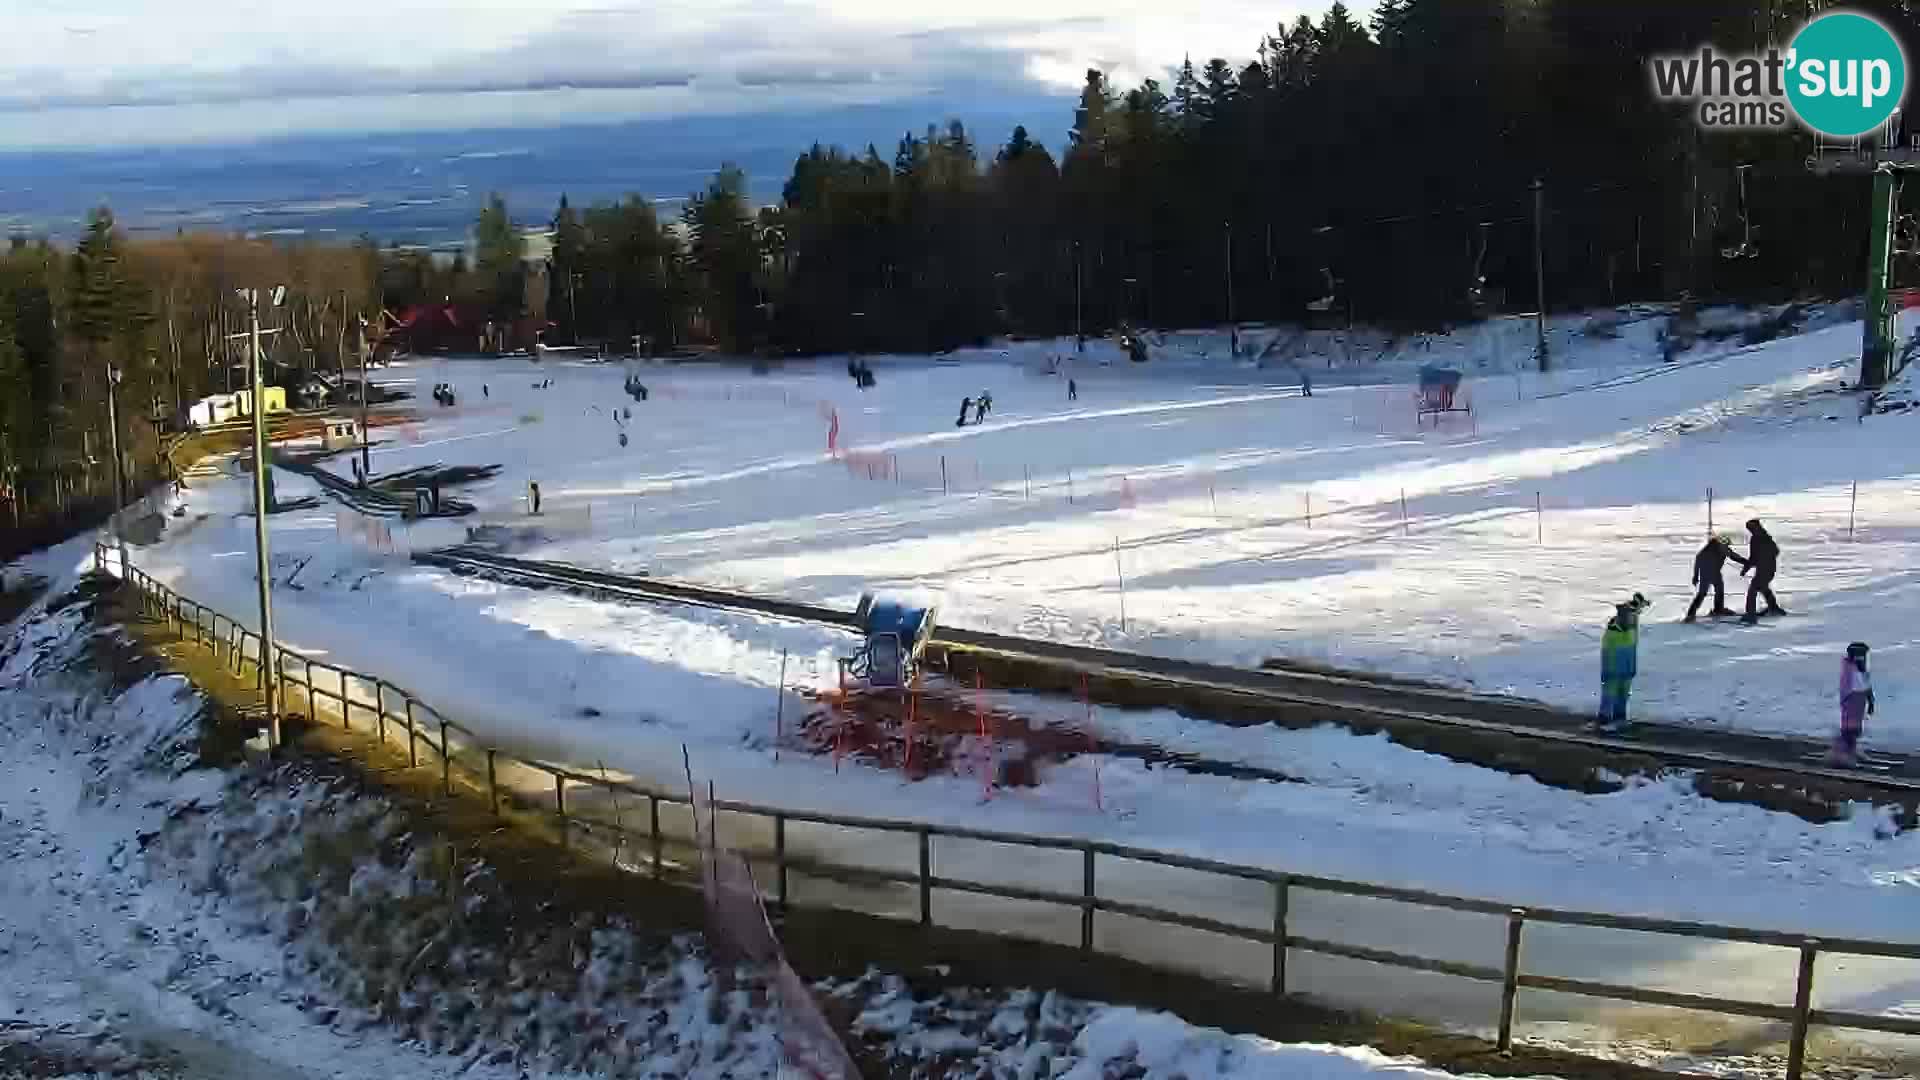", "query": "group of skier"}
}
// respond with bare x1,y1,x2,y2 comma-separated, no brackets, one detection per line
956,391,994,427
1598,517,1875,766
1683,519,1783,624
